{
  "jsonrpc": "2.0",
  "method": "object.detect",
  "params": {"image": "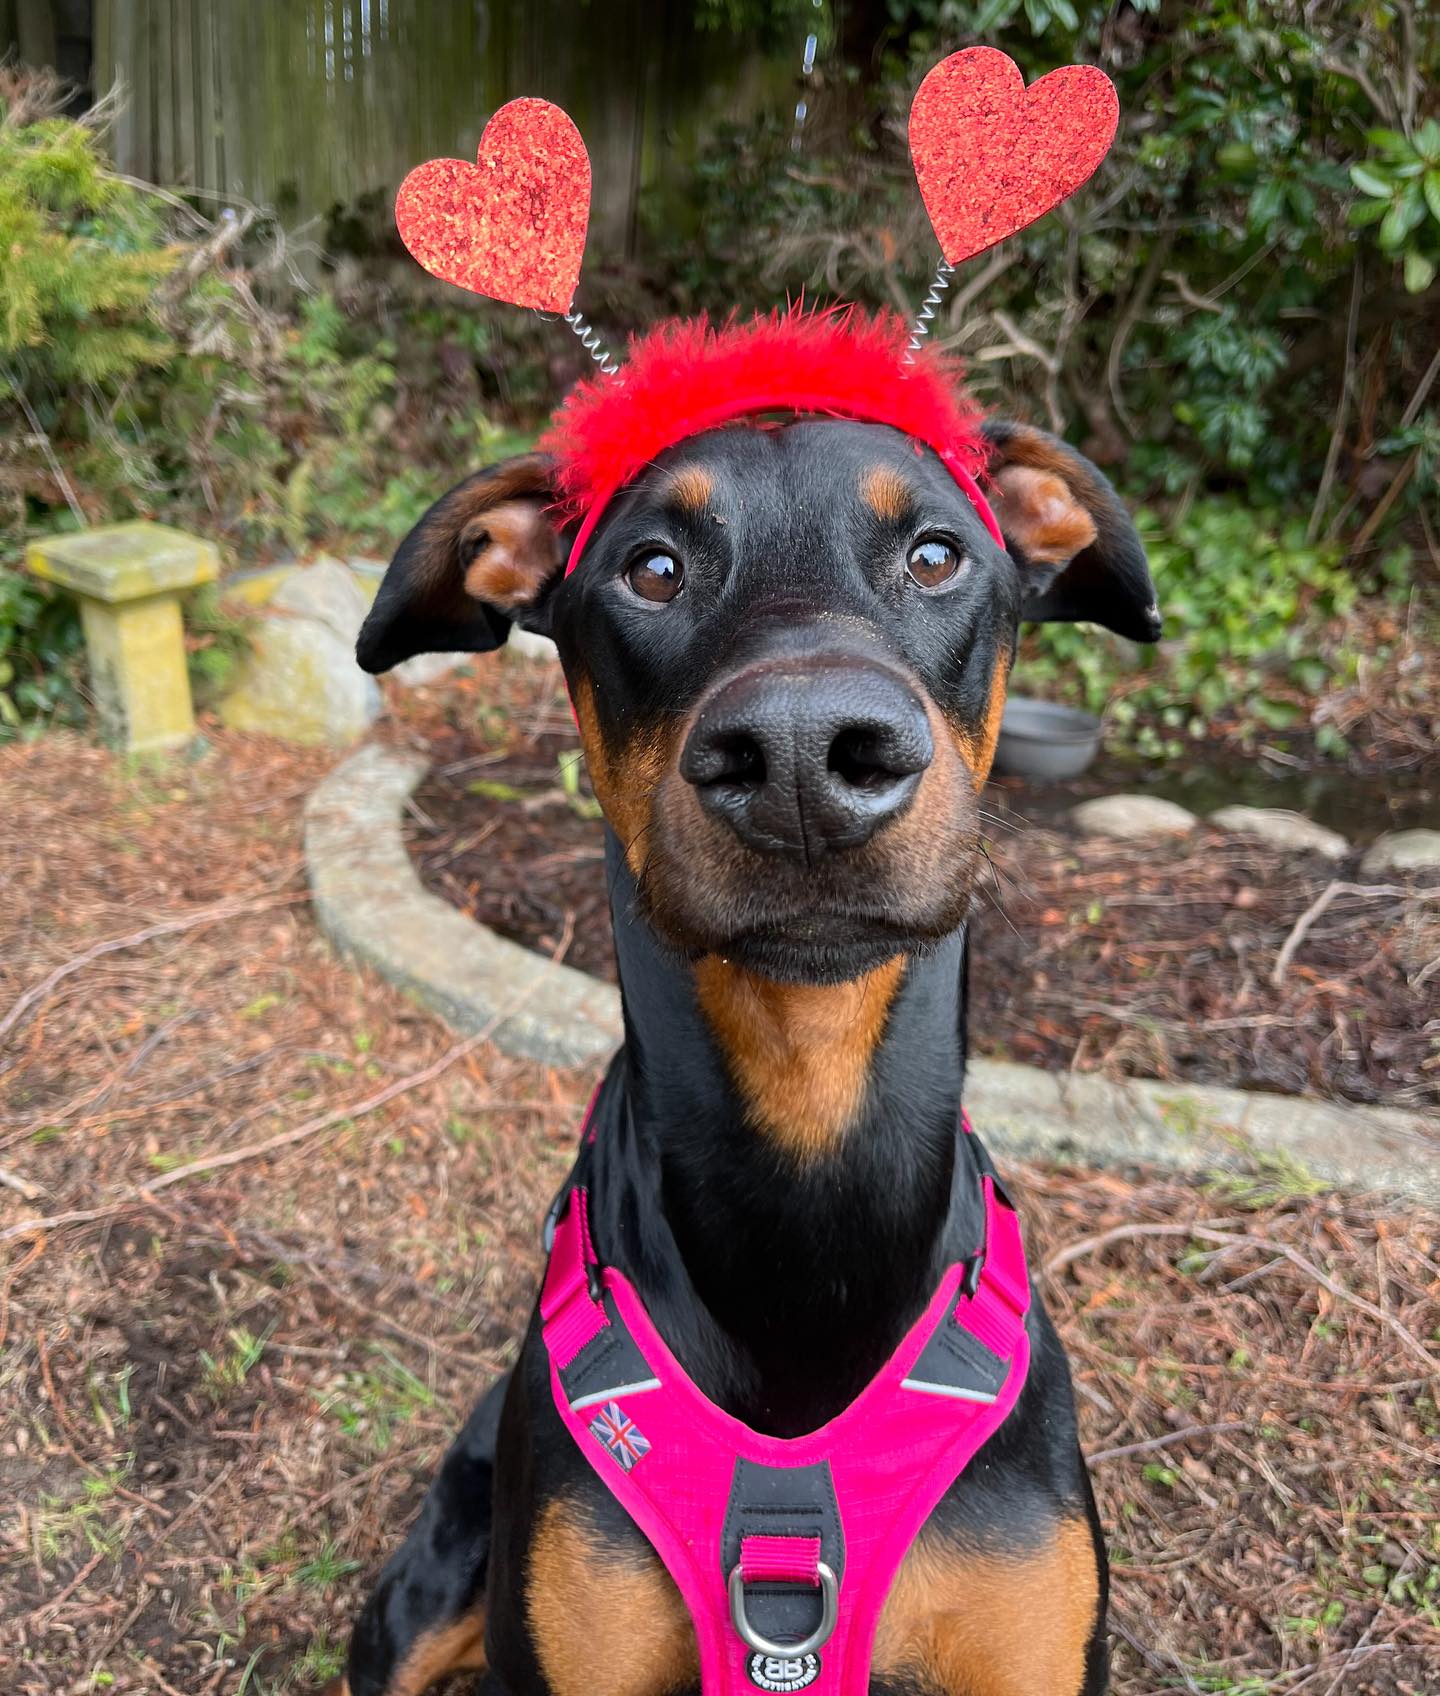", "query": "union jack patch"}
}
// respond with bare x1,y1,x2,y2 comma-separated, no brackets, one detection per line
588,1400,651,1471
